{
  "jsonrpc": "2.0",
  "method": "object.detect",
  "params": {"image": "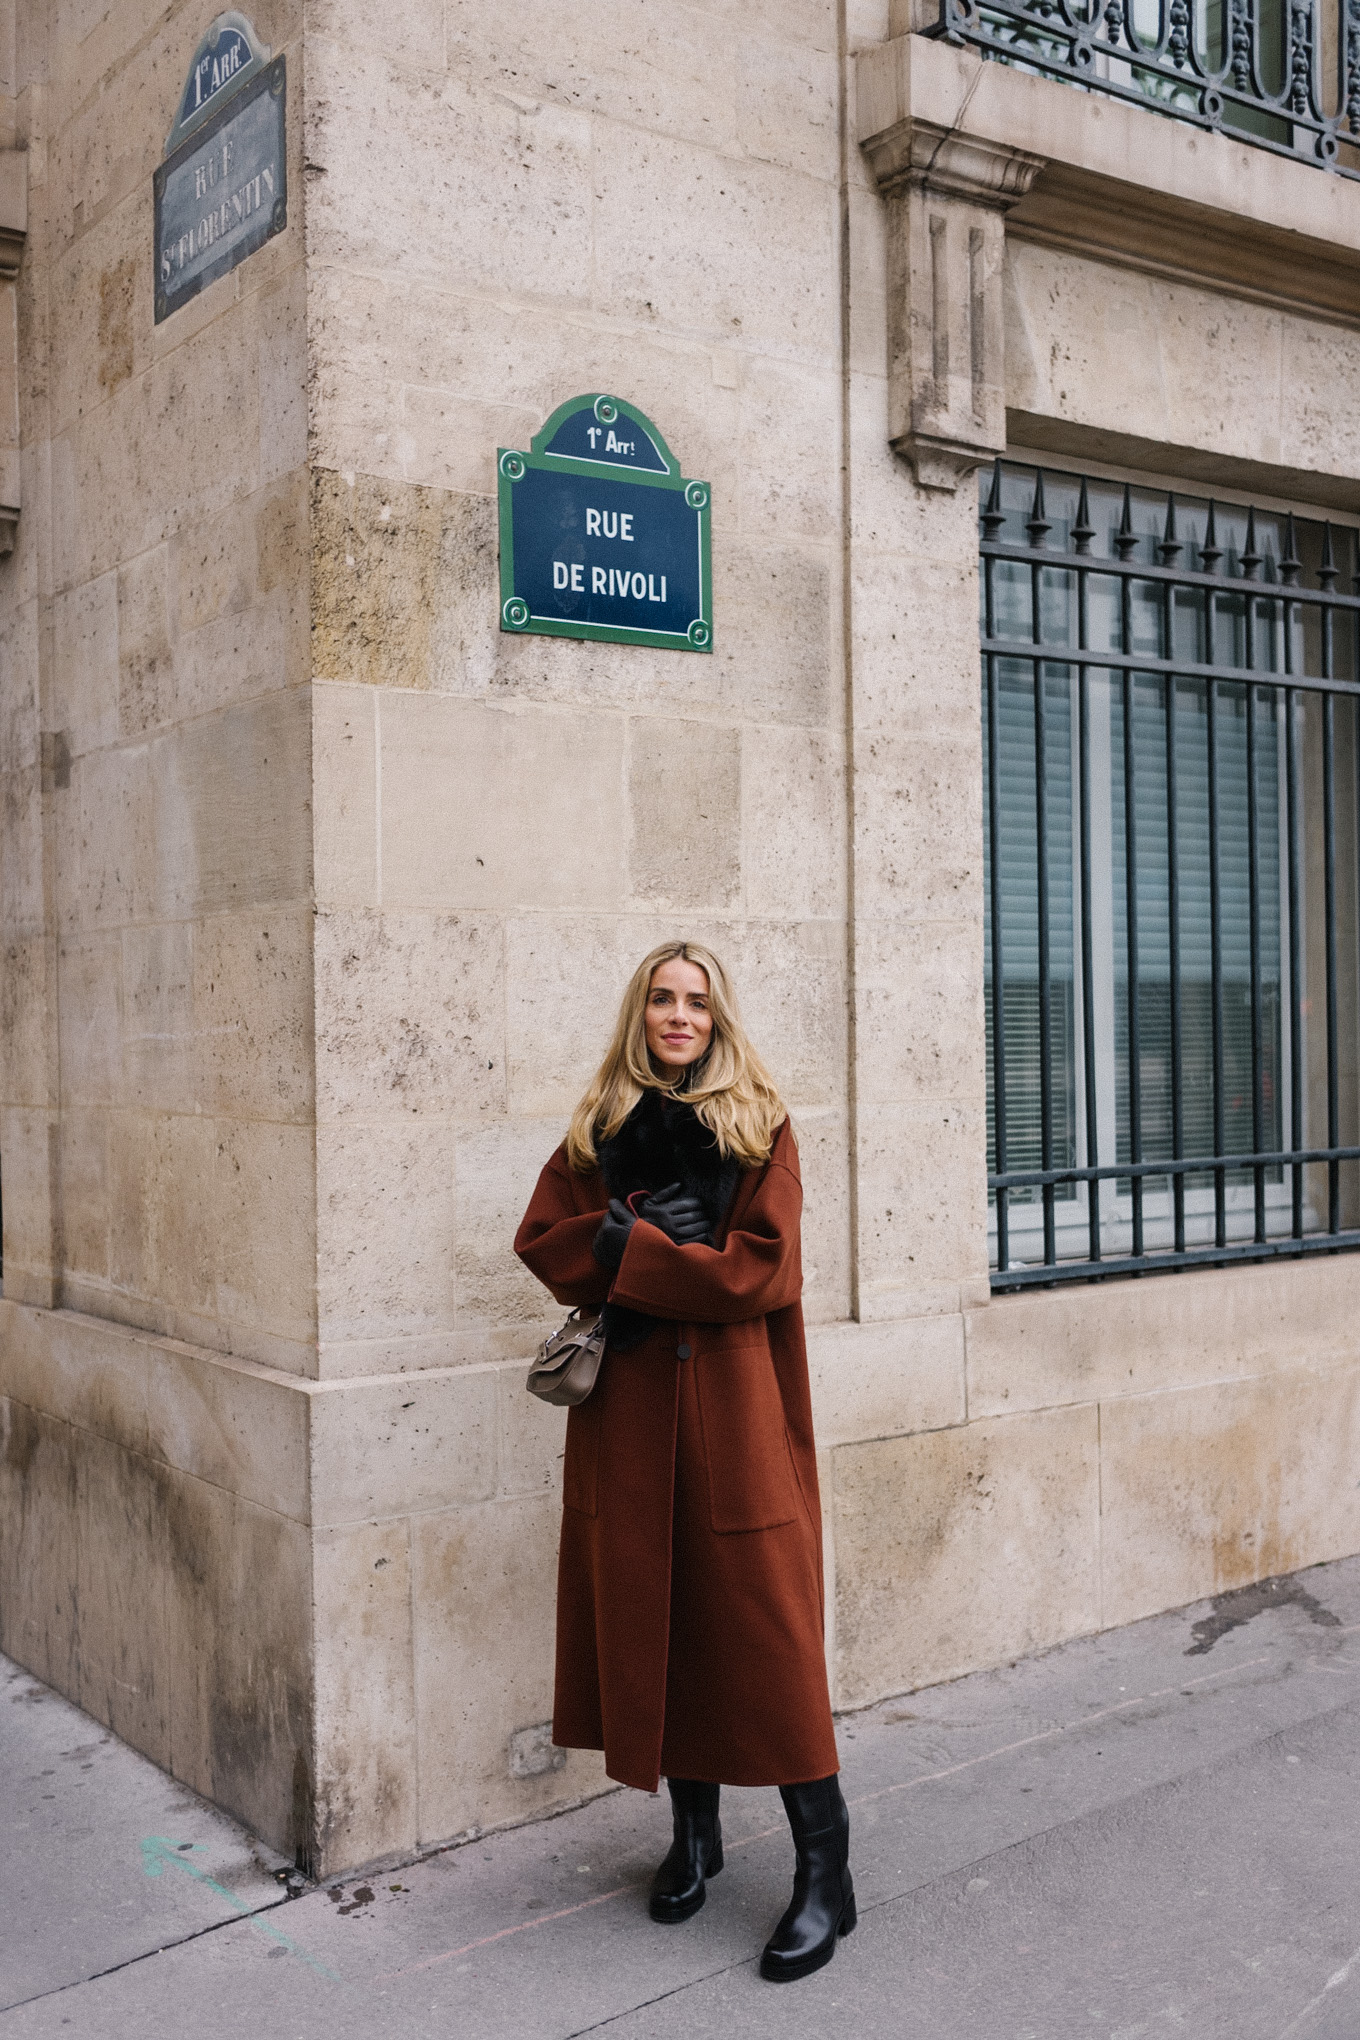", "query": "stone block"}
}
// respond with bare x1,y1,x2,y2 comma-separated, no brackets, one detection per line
314,906,505,1121
3,764,46,934
809,1310,966,1447
116,543,176,736
737,32,838,180
107,1108,217,1321
629,716,741,911
163,1469,313,1860
313,681,379,909
311,1365,499,1526
312,469,447,691
58,1107,110,1286
855,1098,991,1315
743,723,845,923
316,1116,458,1344
52,573,119,758
593,128,836,361
854,730,985,922
855,917,986,1106
257,270,308,488
194,907,314,1122
144,1342,311,1524
0,1303,151,1458
149,689,312,919
307,45,594,303
850,545,983,736
0,1398,82,1699
171,594,291,728
214,1119,318,1353
497,1359,566,1500
411,1494,609,1844
1,934,56,1108
0,595,40,774
379,691,627,913
121,921,196,1114
74,1427,171,1766
1099,1361,1360,1628
723,915,846,1111
453,1117,583,1351
312,1518,419,1870
74,741,153,930
708,537,833,729
737,357,839,542
966,1255,1360,1418
795,1104,853,1323
0,1105,57,1305
444,0,741,153
504,915,640,1120
832,1403,1100,1707
56,931,122,1107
